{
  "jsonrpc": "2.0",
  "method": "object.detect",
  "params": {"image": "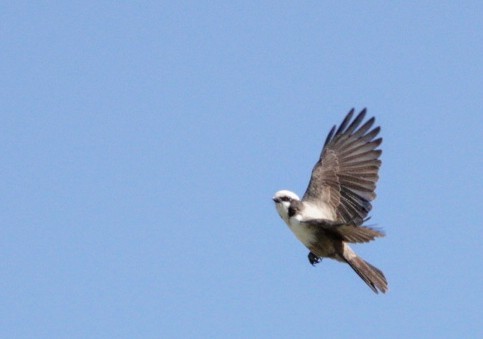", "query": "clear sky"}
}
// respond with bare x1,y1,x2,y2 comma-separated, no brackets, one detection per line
2,2,482,338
